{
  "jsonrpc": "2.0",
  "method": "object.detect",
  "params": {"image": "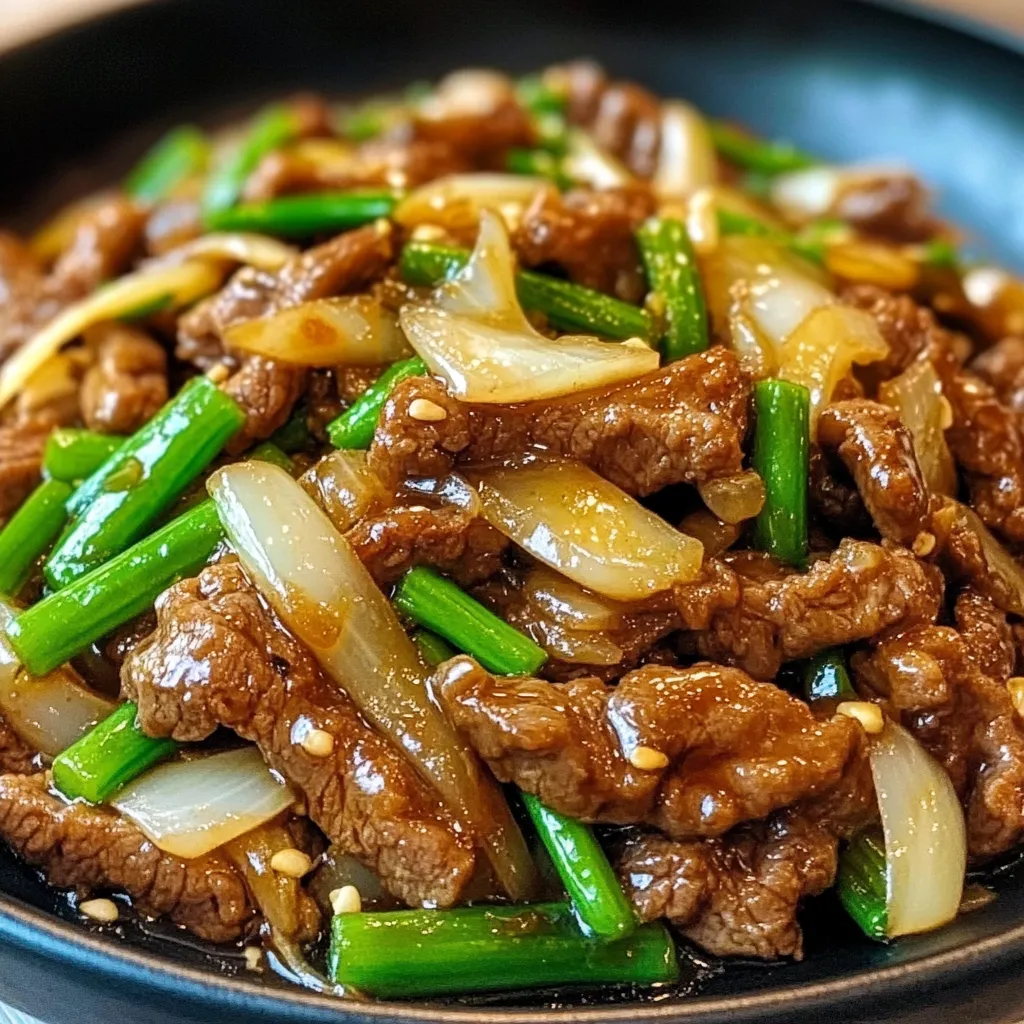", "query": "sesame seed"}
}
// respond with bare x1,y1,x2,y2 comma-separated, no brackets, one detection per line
628,745,670,771
80,898,119,923
408,398,448,422
301,728,335,758
244,946,263,972
270,848,313,878
911,531,936,557
1008,678,1024,718
836,701,885,735
205,363,231,385
329,885,362,916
